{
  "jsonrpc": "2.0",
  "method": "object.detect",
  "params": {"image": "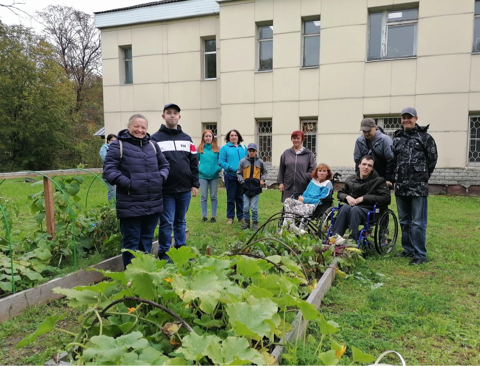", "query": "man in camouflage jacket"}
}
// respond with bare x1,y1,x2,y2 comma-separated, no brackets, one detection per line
393,107,438,265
